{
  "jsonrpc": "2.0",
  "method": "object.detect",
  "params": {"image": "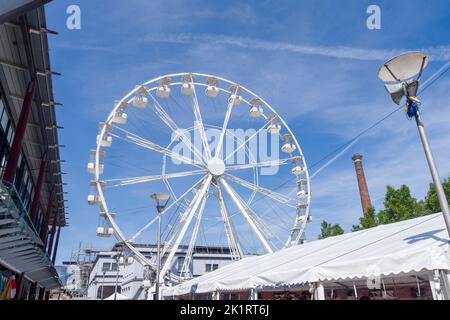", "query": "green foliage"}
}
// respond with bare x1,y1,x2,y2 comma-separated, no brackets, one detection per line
351,207,378,231
377,185,421,224
423,176,450,214
319,220,344,239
